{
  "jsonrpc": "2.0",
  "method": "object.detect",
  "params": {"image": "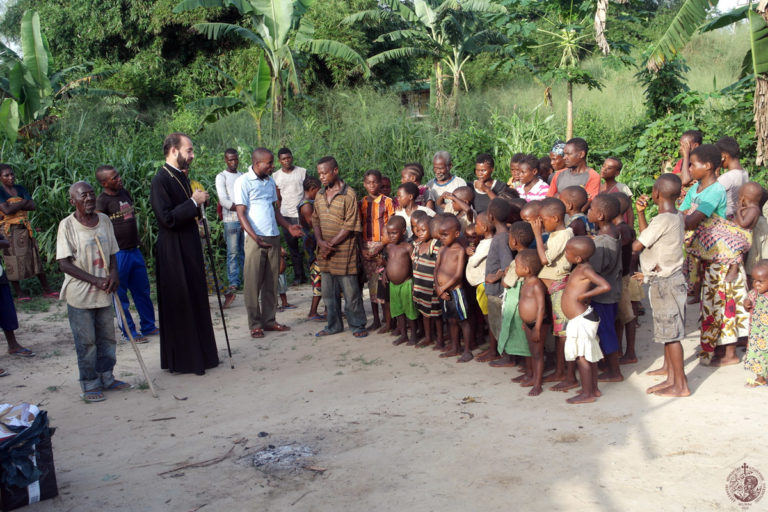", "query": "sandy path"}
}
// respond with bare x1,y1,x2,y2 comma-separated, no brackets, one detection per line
1,285,766,512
